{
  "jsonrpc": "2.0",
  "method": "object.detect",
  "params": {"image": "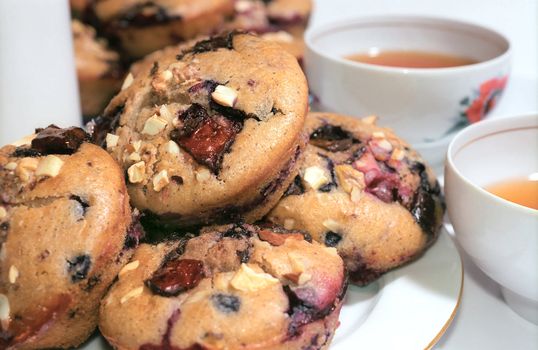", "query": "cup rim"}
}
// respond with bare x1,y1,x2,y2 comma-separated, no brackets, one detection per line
446,113,538,214
305,15,512,75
